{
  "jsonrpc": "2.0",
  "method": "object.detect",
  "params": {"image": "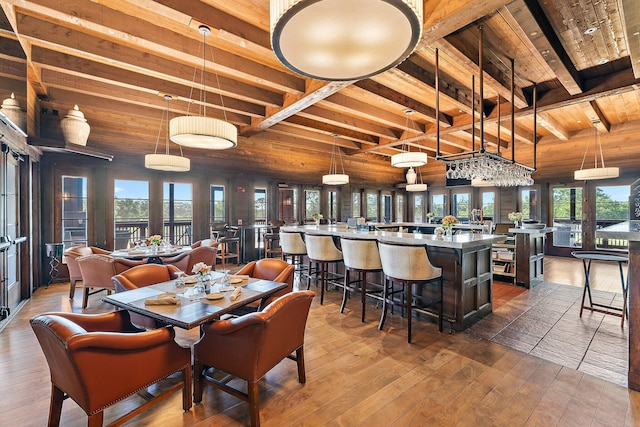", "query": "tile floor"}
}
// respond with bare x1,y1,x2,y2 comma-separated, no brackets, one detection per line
466,281,629,386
